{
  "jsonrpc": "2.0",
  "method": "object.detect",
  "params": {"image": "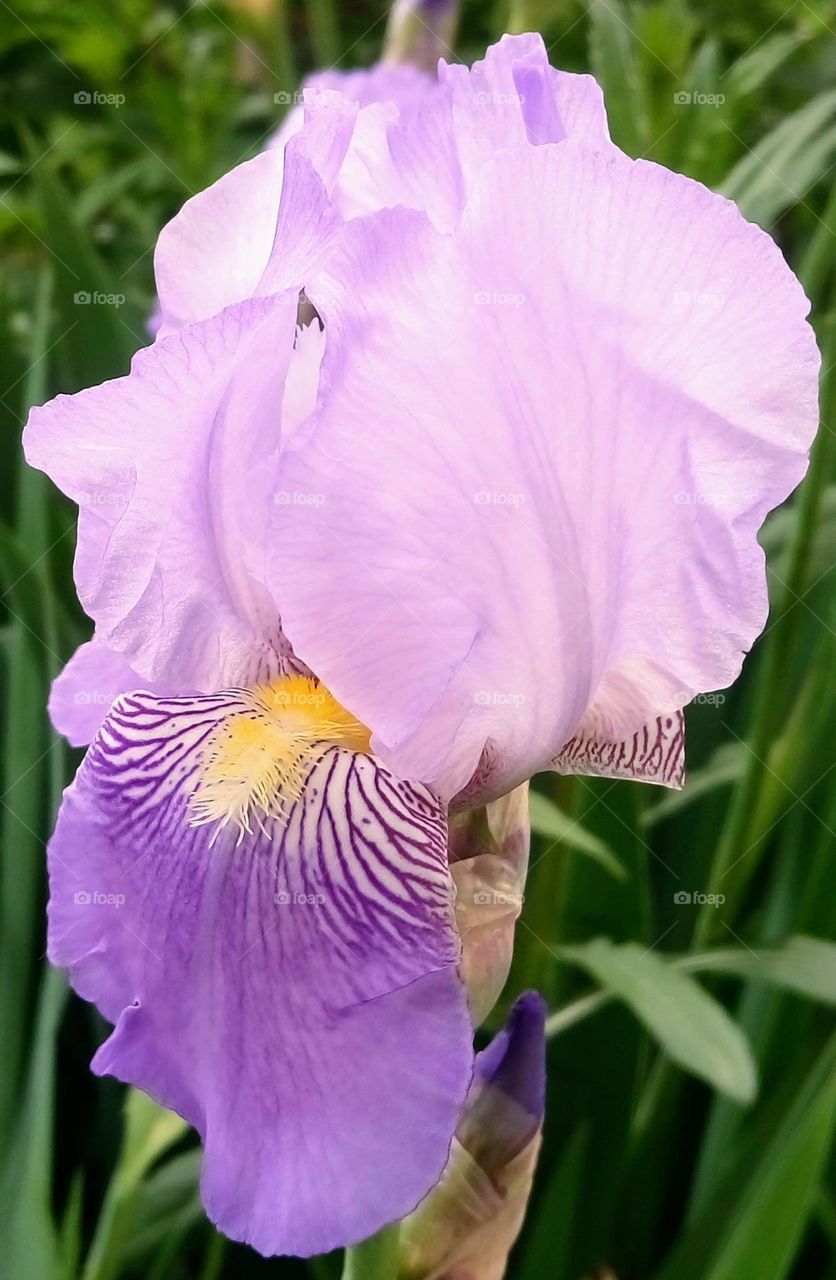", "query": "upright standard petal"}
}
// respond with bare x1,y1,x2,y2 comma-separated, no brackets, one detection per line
272,143,819,800
25,294,304,691
48,688,472,1256
48,637,169,746
154,34,611,335
322,33,611,231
